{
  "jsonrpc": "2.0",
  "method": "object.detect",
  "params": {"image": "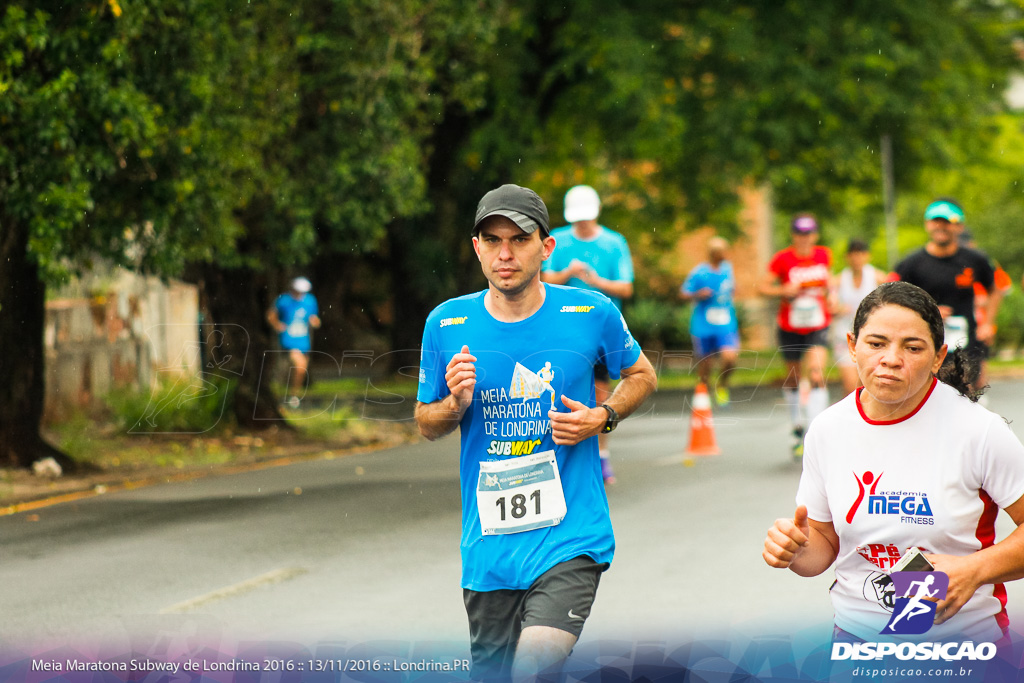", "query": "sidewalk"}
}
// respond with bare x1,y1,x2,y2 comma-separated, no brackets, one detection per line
0,425,420,514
